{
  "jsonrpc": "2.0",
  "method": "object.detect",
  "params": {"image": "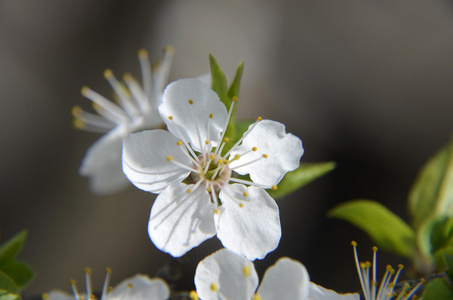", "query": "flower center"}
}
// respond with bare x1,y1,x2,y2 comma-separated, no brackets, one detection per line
195,152,232,189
